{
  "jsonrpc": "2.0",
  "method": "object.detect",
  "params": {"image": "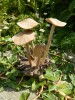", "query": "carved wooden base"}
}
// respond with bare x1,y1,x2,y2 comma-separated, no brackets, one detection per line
14,55,50,76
